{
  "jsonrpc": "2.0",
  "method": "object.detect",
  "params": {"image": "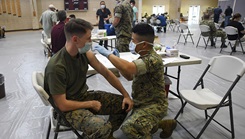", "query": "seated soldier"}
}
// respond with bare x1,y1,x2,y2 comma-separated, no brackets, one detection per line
200,14,227,48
